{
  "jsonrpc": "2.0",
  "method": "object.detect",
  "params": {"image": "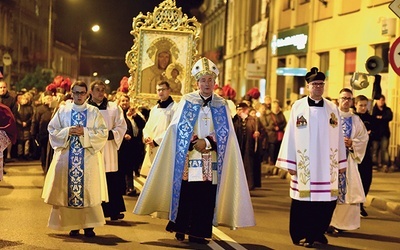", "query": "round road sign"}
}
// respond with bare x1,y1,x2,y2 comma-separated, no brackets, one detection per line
389,36,400,76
